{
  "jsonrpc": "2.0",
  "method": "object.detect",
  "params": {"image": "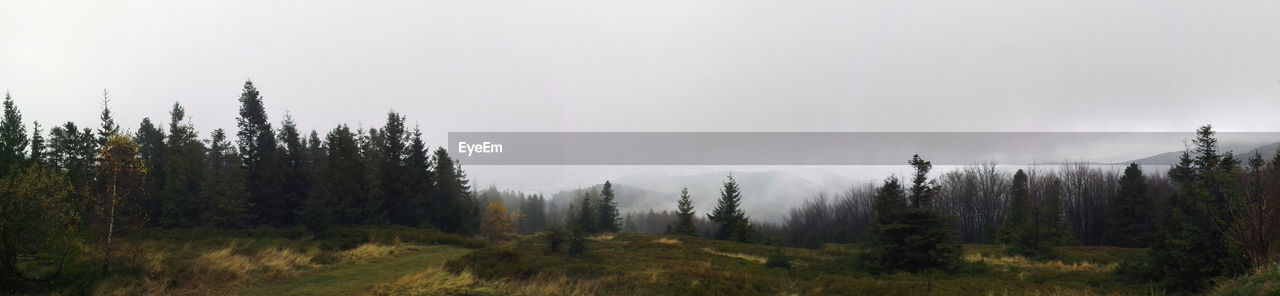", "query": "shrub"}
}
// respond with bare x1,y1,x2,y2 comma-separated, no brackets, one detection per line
765,248,792,269
545,227,570,254
568,232,588,256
